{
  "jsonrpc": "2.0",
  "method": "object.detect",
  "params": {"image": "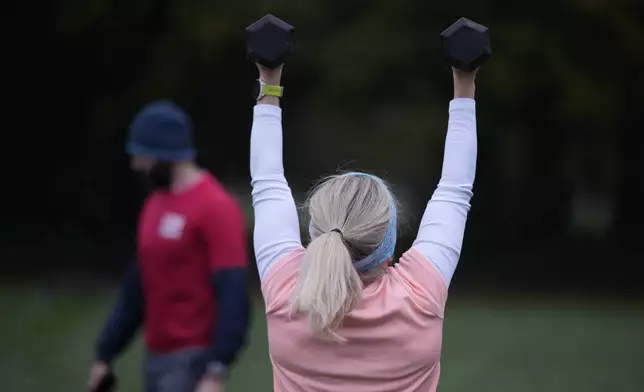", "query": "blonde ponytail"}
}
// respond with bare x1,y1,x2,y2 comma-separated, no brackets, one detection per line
291,173,396,342
291,230,363,341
